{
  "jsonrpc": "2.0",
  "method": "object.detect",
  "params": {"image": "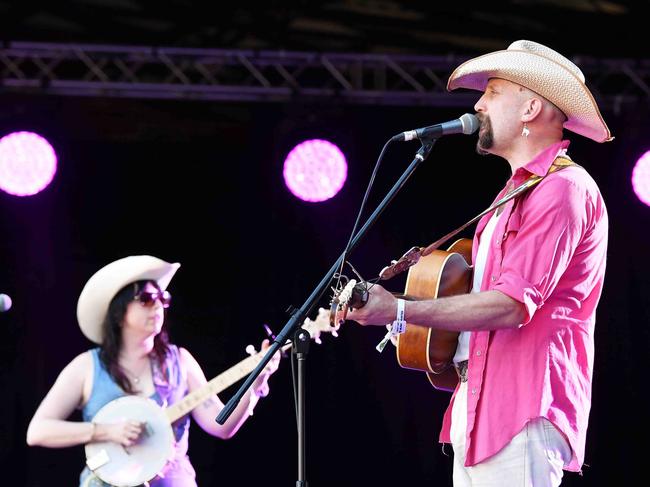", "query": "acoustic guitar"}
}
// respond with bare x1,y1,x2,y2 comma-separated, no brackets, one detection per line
330,238,472,392
84,308,337,487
